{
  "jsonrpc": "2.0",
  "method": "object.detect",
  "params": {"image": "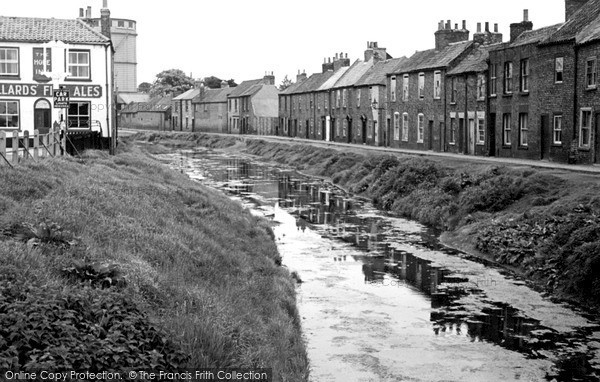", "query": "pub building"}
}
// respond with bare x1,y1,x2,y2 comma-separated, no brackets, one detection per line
0,4,115,148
